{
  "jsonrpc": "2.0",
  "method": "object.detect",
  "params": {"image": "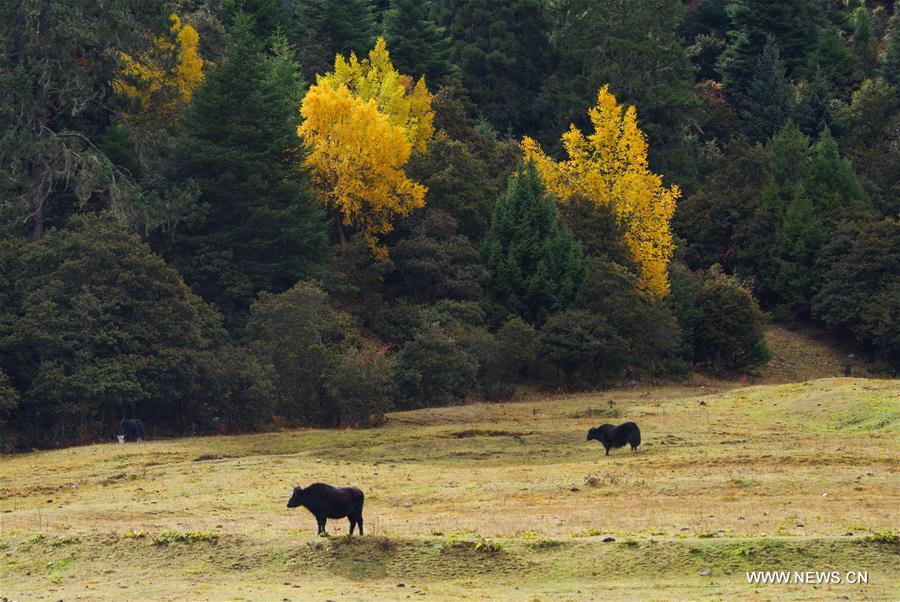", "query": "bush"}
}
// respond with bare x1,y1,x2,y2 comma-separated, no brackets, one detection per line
425,299,486,328
0,370,19,452
812,218,900,370
387,209,489,304
539,309,628,387
394,325,477,409
326,343,394,427
477,318,539,400
248,280,358,425
370,301,425,345
693,275,770,373
0,214,224,448
577,258,685,376
193,347,277,433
